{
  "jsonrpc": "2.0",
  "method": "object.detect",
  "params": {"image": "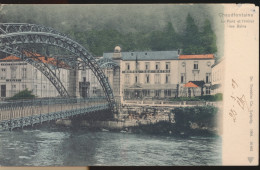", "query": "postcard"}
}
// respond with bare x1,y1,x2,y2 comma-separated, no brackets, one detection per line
0,4,258,167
